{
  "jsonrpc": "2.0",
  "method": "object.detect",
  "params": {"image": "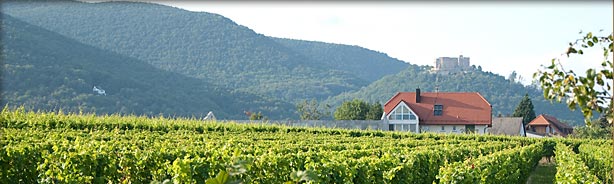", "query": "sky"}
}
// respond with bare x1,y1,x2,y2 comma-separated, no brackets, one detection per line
146,1,612,85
